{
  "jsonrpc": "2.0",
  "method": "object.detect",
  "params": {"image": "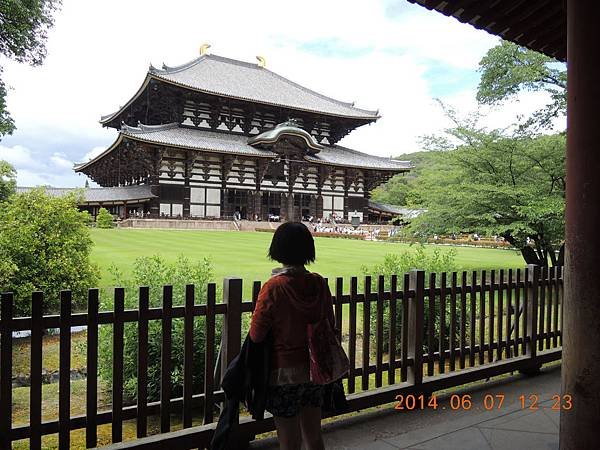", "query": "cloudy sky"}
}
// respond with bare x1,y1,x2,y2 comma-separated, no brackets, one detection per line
0,0,563,187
